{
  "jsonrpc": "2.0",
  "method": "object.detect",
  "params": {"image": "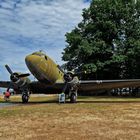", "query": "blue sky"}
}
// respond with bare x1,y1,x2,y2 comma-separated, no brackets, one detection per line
0,0,90,81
